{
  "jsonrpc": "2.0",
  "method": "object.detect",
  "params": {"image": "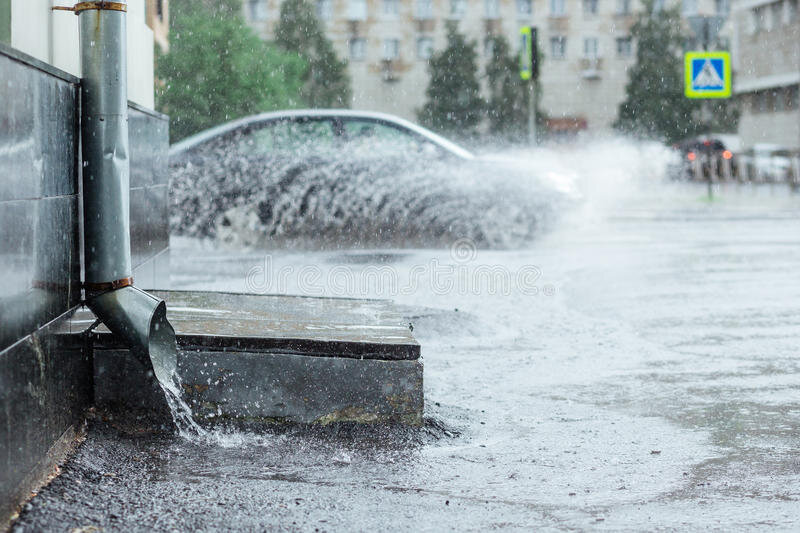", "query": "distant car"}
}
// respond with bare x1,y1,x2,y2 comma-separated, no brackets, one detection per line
738,144,794,182
674,137,736,180
168,110,572,248
169,109,475,164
